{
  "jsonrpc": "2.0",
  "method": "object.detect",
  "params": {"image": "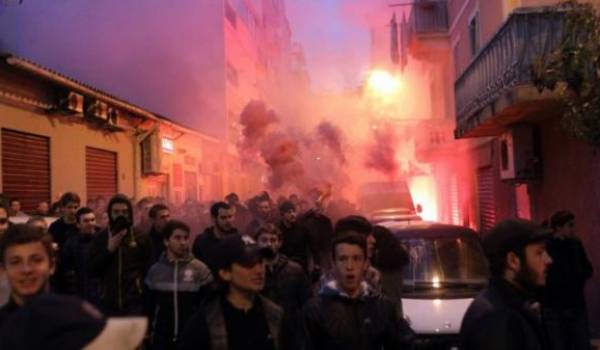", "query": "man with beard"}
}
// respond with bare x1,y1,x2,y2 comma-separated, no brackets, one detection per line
277,201,311,271
0,224,55,328
145,220,213,350
192,202,241,273
245,196,273,239
147,204,171,263
460,219,553,350
179,236,290,350
301,233,411,350
256,223,311,349
88,194,152,316
226,193,252,235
